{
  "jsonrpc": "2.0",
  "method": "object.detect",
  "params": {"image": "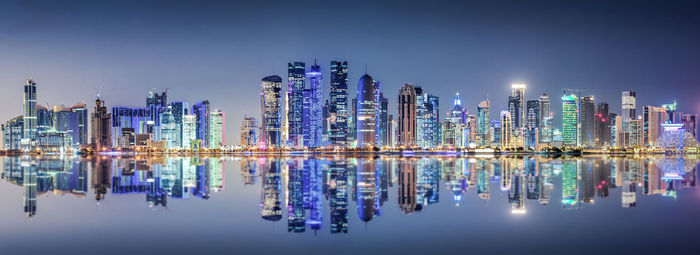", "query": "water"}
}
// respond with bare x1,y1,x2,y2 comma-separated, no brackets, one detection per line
1,155,699,254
